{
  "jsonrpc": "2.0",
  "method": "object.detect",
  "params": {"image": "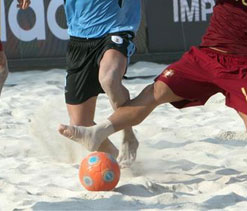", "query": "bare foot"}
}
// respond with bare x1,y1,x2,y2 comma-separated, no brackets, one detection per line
117,128,139,168
58,125,119,159
58,124,99,151
58,121,115,153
